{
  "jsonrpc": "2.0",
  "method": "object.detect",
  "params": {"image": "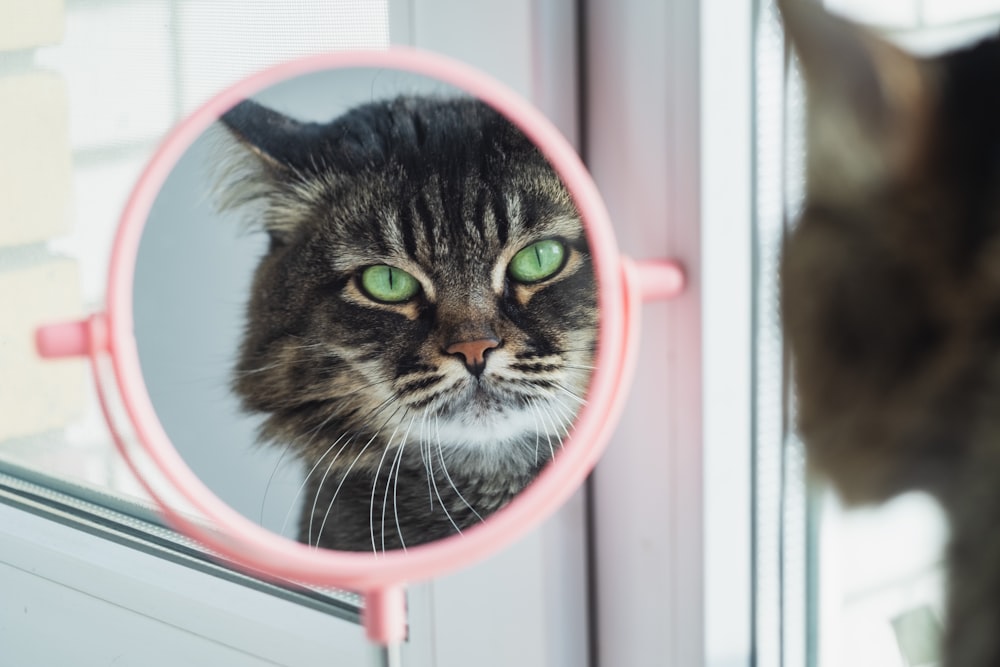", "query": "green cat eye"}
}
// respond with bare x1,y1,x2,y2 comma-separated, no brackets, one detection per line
508,239,567,284
360,265,421,303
